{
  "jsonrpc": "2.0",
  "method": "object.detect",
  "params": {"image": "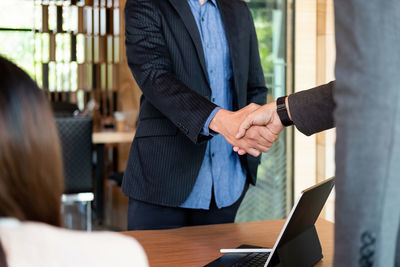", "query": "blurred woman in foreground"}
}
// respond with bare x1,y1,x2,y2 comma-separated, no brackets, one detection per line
0,56,148,267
